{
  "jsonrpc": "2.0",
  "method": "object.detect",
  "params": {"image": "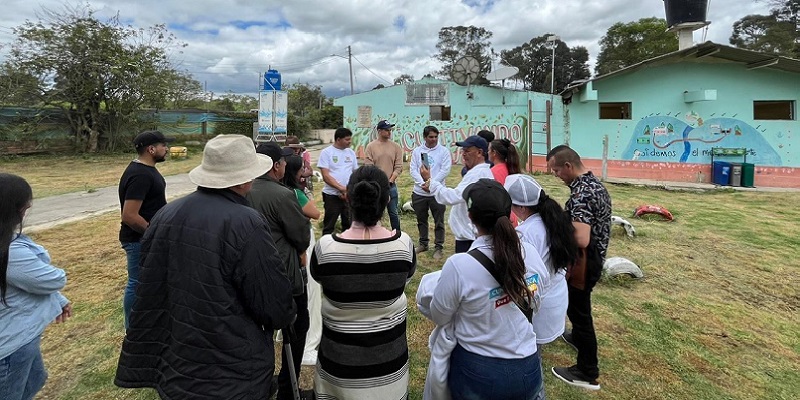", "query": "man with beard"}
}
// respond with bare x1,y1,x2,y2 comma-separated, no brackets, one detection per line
117,130,174,329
